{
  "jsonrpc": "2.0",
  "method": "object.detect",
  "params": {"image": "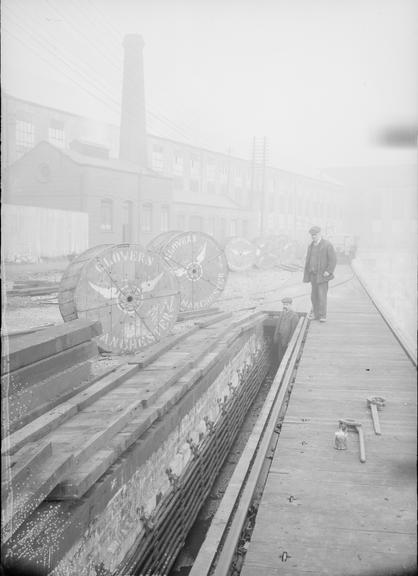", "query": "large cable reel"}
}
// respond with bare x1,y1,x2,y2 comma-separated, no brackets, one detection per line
147,231,228,312
58,244,180,353
224,237,256,272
